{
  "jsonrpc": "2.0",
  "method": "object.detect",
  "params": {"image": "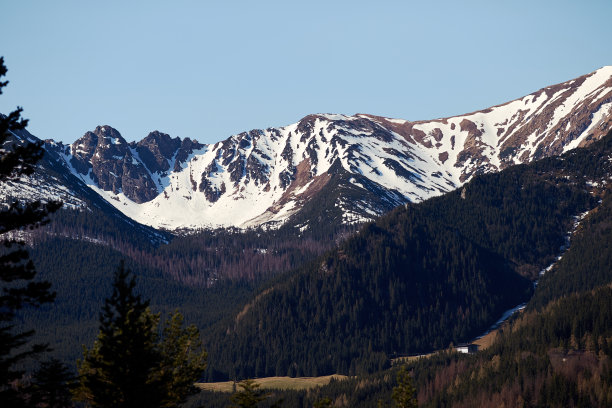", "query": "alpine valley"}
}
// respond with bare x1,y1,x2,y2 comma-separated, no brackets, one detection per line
5,66,612,407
